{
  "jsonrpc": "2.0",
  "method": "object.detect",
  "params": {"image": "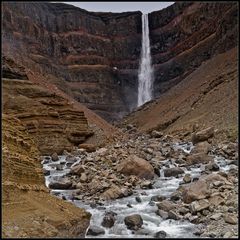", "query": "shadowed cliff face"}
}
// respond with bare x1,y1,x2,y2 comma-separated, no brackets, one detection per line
2,2,238,122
